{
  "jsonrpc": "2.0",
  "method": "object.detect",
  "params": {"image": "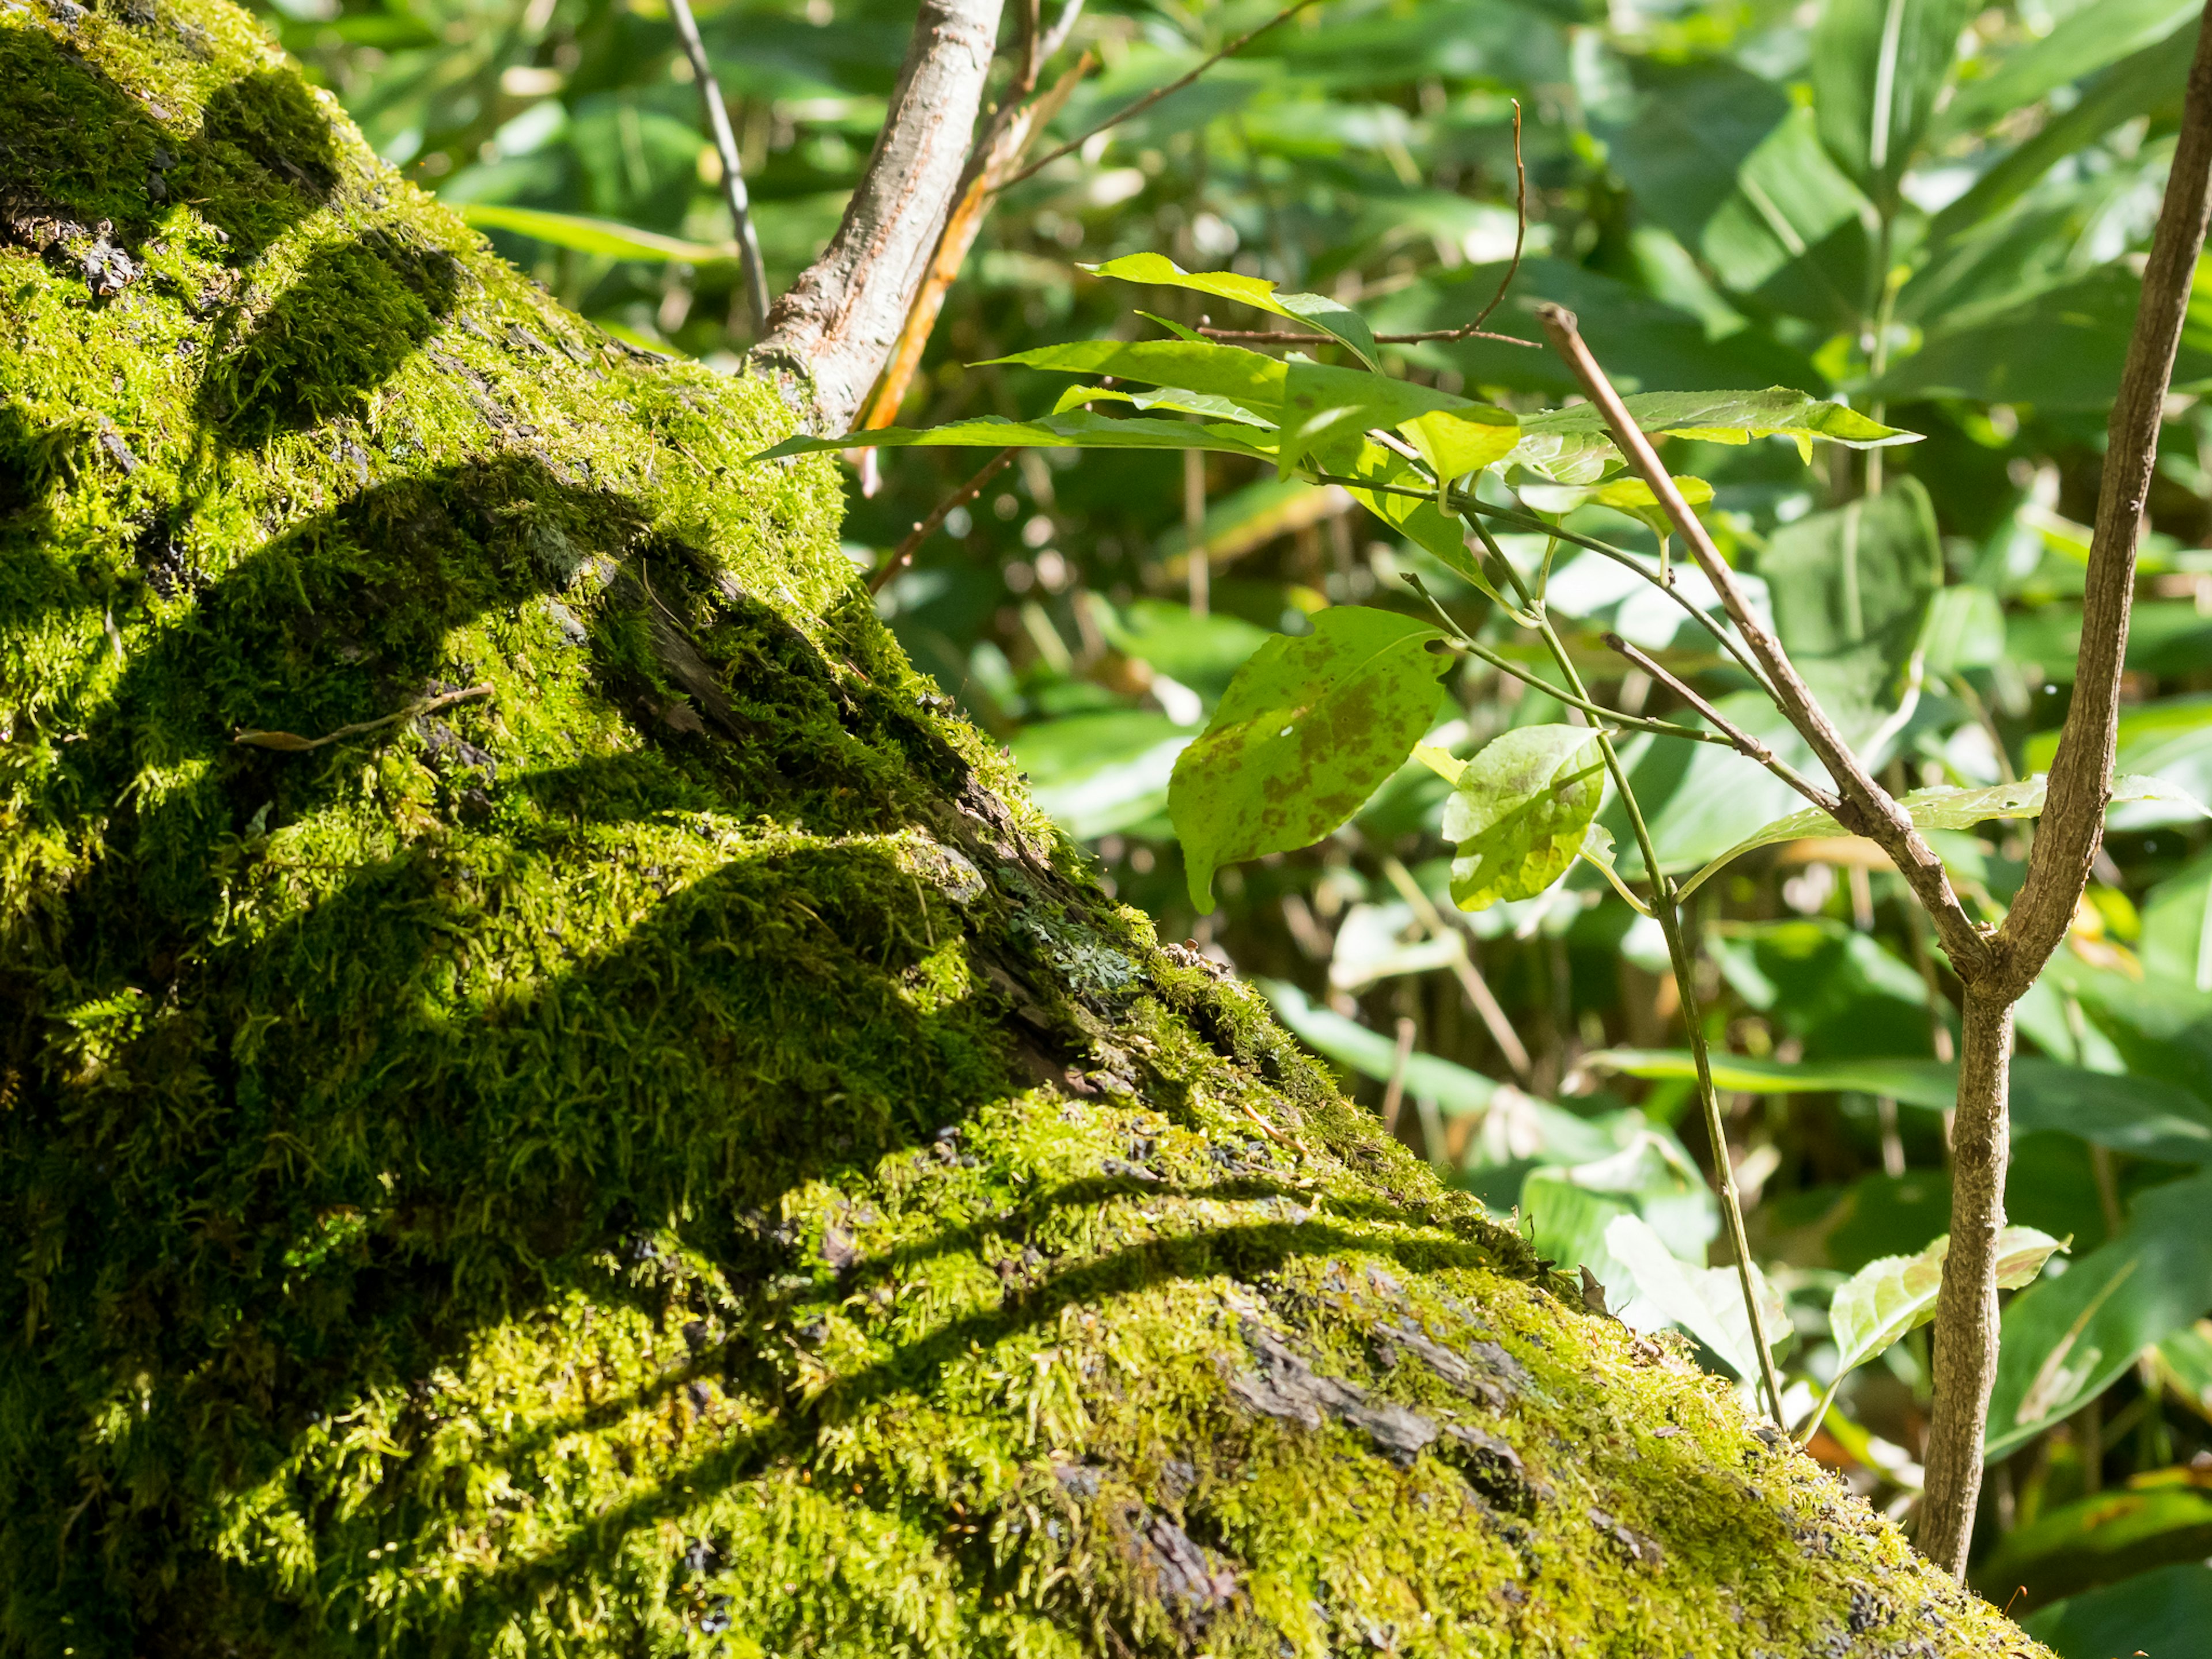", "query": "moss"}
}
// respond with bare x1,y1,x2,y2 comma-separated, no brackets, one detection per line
0,2,2048,1654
